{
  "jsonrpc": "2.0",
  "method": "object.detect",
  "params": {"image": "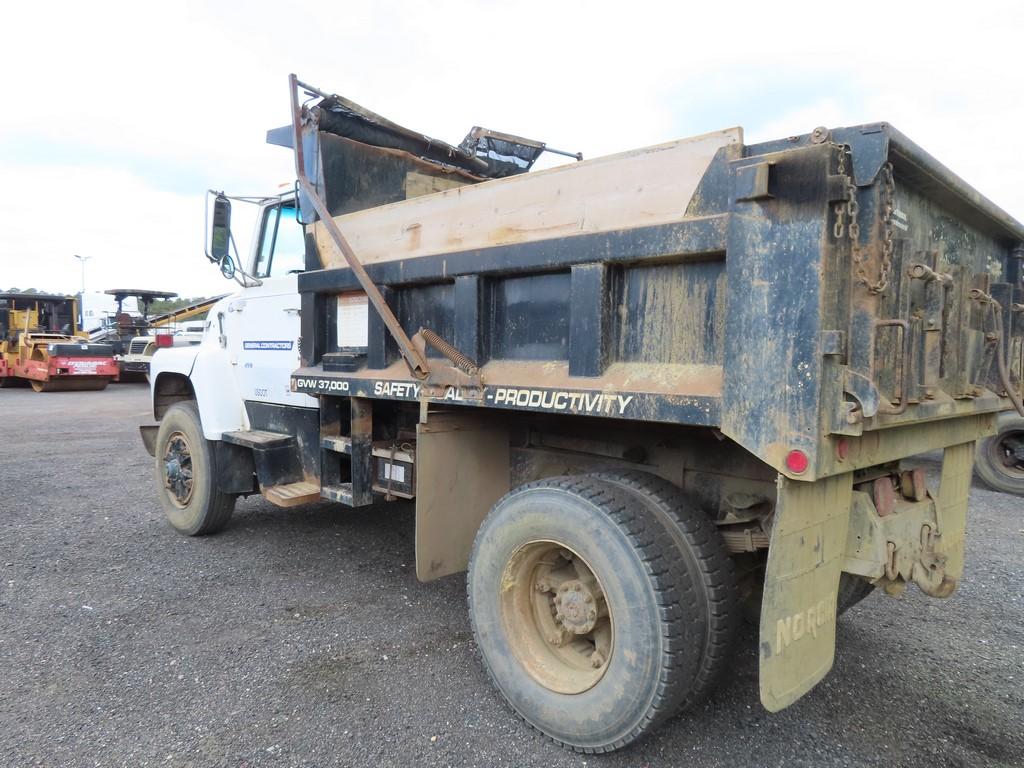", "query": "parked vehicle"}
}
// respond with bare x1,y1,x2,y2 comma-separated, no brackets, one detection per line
86,289,178,380
79,290,140,336
1,292,117,391
142,76,1024,752
974,412,1024,494
119,297,226,379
